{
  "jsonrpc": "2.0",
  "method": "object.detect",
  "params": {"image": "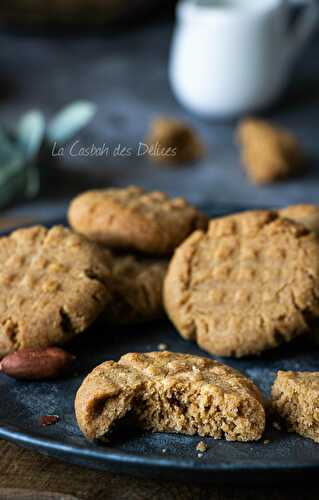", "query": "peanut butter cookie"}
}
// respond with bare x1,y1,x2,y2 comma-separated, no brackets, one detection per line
75,351,265,442
146,116,204,165
272,371,319,443
164,210,319,357
237,118,304,184
68,186,208,255
0,225,112,357
107,253,168,324
279,204,319,235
